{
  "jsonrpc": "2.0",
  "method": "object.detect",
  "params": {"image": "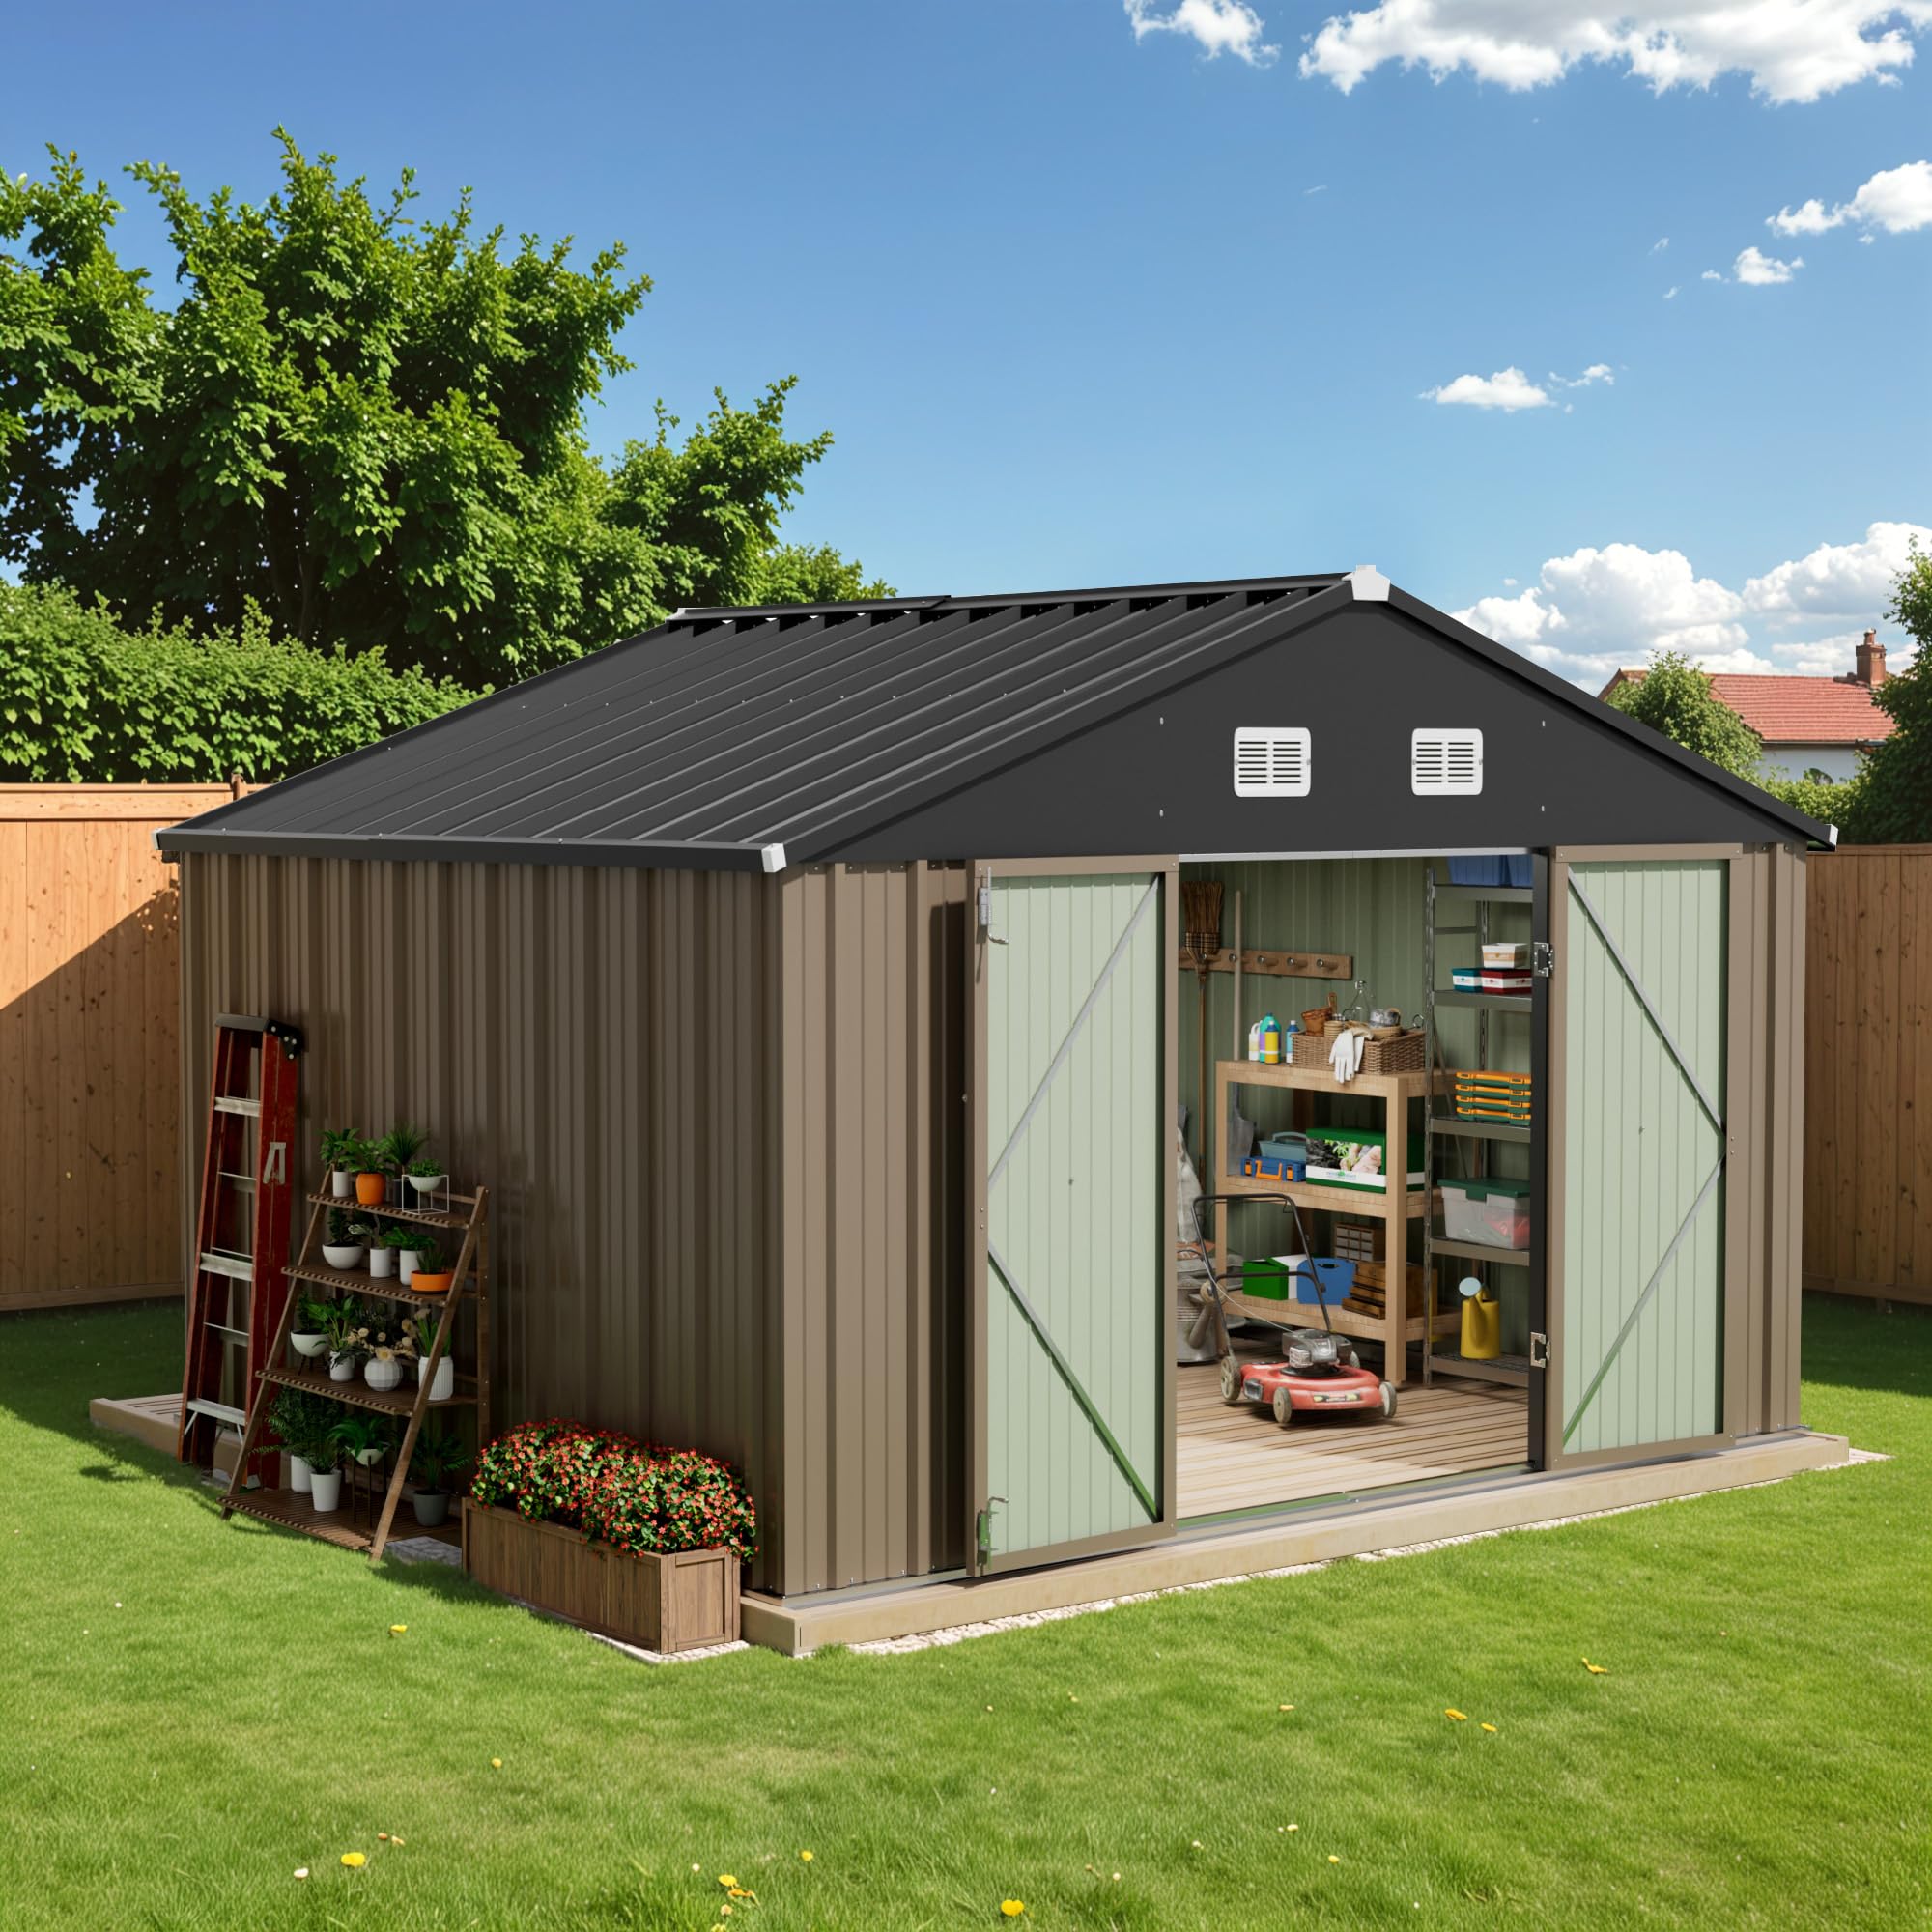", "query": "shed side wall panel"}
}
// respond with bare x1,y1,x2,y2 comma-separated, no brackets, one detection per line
777,863,968,1596
177,853,789,1591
